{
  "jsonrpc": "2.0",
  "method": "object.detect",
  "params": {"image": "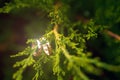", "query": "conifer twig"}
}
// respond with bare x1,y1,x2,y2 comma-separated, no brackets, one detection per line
105,30,120,40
